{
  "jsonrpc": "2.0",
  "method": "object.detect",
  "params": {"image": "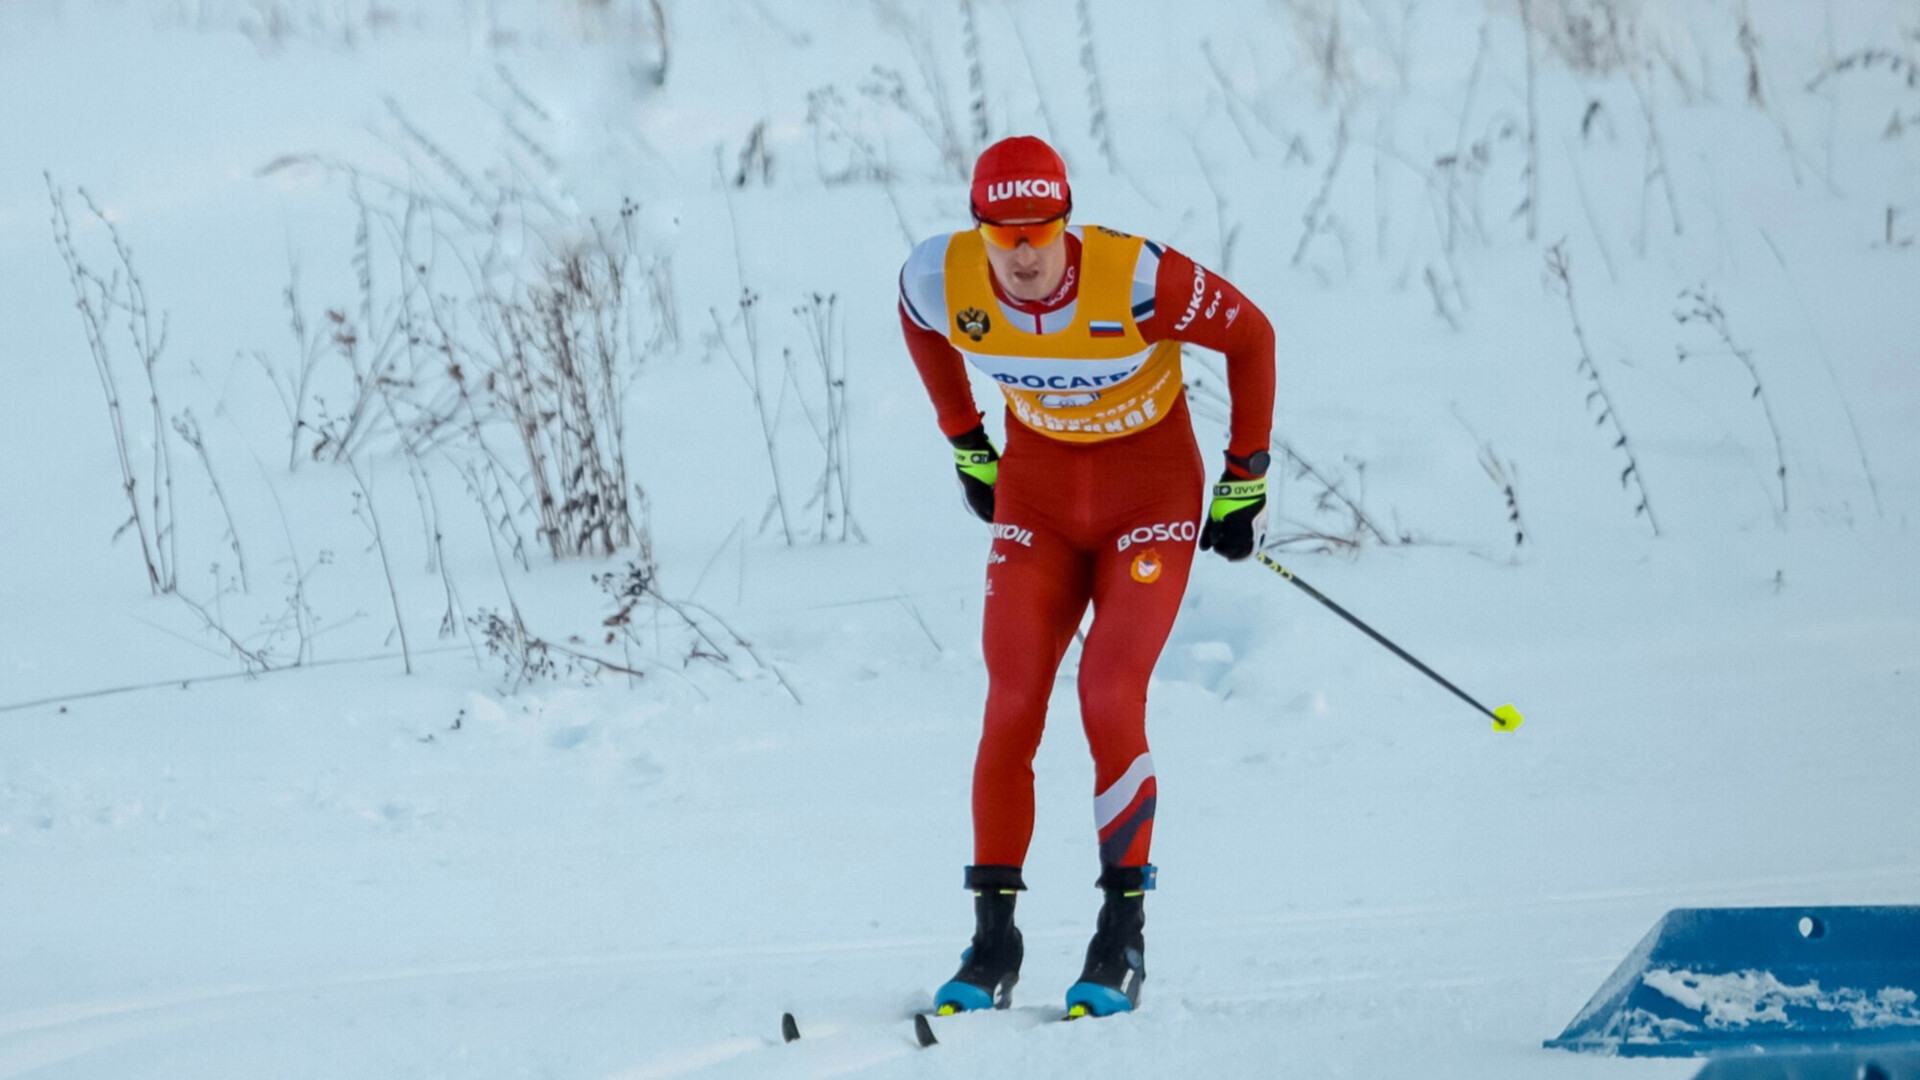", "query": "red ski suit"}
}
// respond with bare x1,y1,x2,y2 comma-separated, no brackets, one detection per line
899,227,1275,872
